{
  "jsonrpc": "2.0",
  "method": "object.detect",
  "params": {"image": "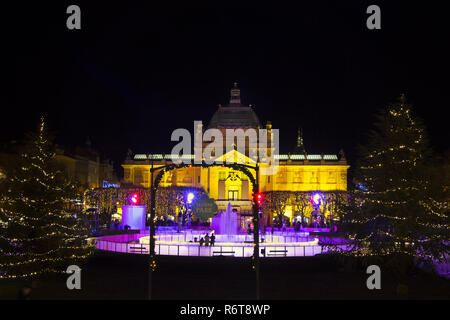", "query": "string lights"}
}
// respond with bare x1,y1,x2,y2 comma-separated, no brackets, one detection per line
329,95,450,265
0,116,94,279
